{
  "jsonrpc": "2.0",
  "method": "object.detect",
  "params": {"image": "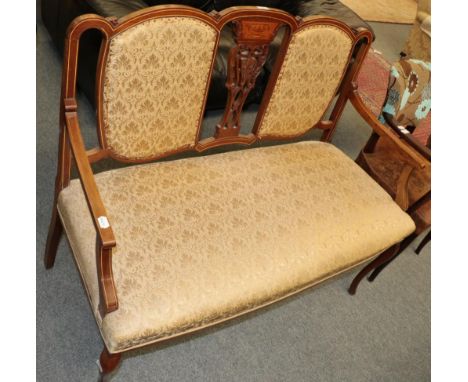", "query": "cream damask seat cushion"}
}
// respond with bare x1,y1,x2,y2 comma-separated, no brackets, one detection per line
58,141,414,353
